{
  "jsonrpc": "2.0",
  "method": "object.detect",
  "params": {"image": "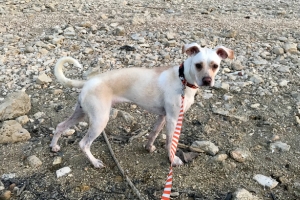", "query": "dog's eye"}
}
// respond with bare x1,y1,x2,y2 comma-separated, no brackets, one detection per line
212,64,218,69
195,63,203,70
